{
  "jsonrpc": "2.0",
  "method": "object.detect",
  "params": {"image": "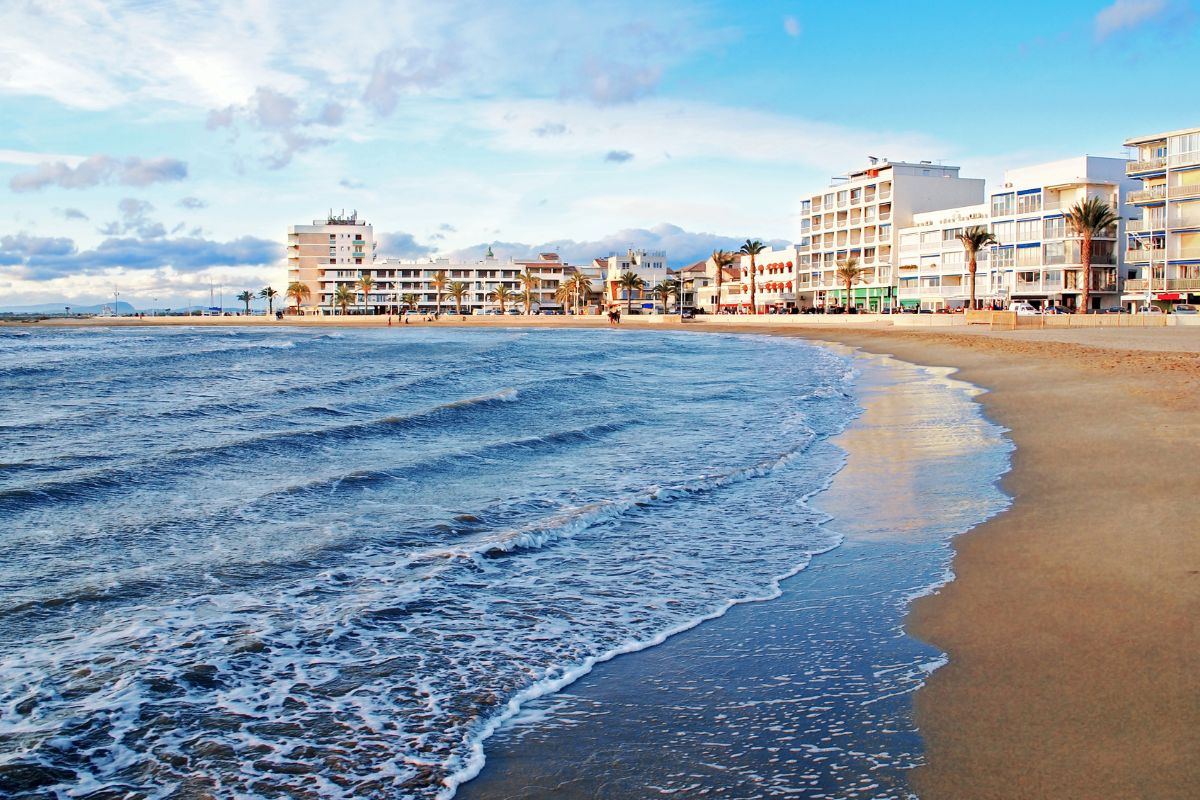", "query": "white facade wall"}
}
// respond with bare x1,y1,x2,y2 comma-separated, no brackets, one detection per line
736,245,799,310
